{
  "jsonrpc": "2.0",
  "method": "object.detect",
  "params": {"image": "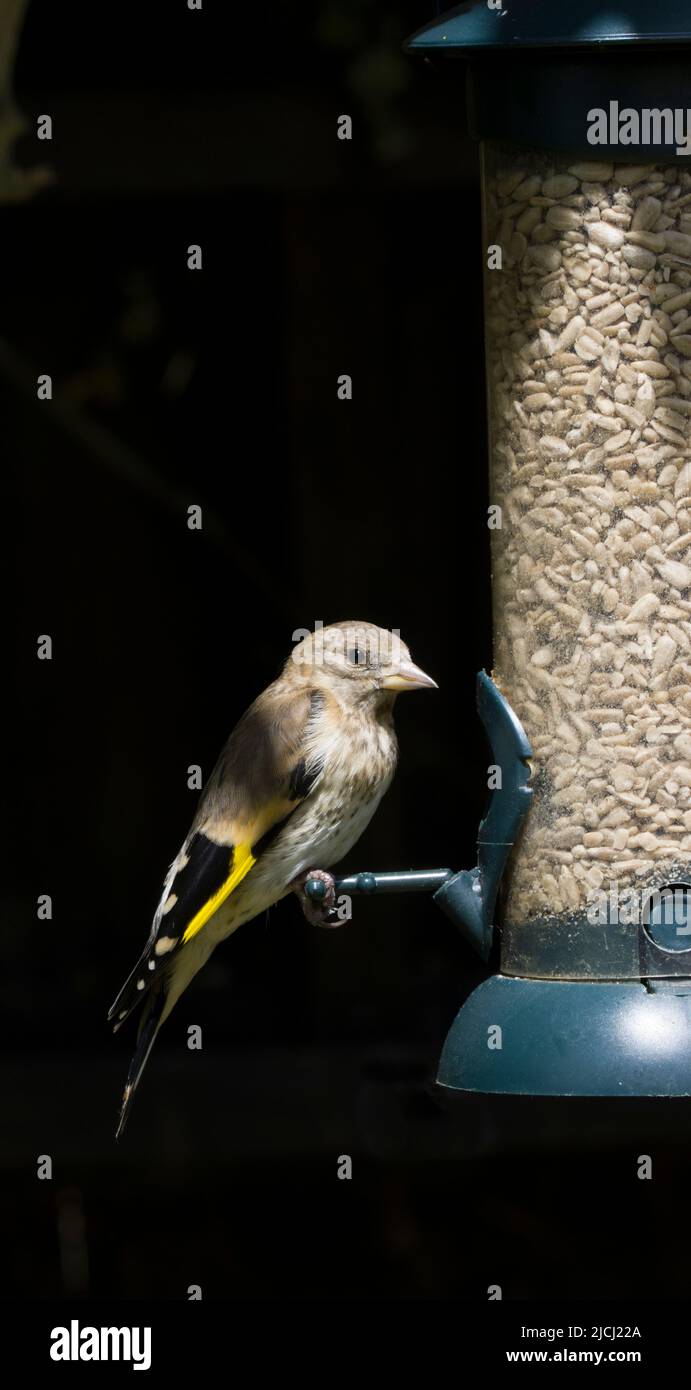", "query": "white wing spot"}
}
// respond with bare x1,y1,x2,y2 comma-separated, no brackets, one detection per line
155,935,178,957
136,978,145,991
162,893,178,915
